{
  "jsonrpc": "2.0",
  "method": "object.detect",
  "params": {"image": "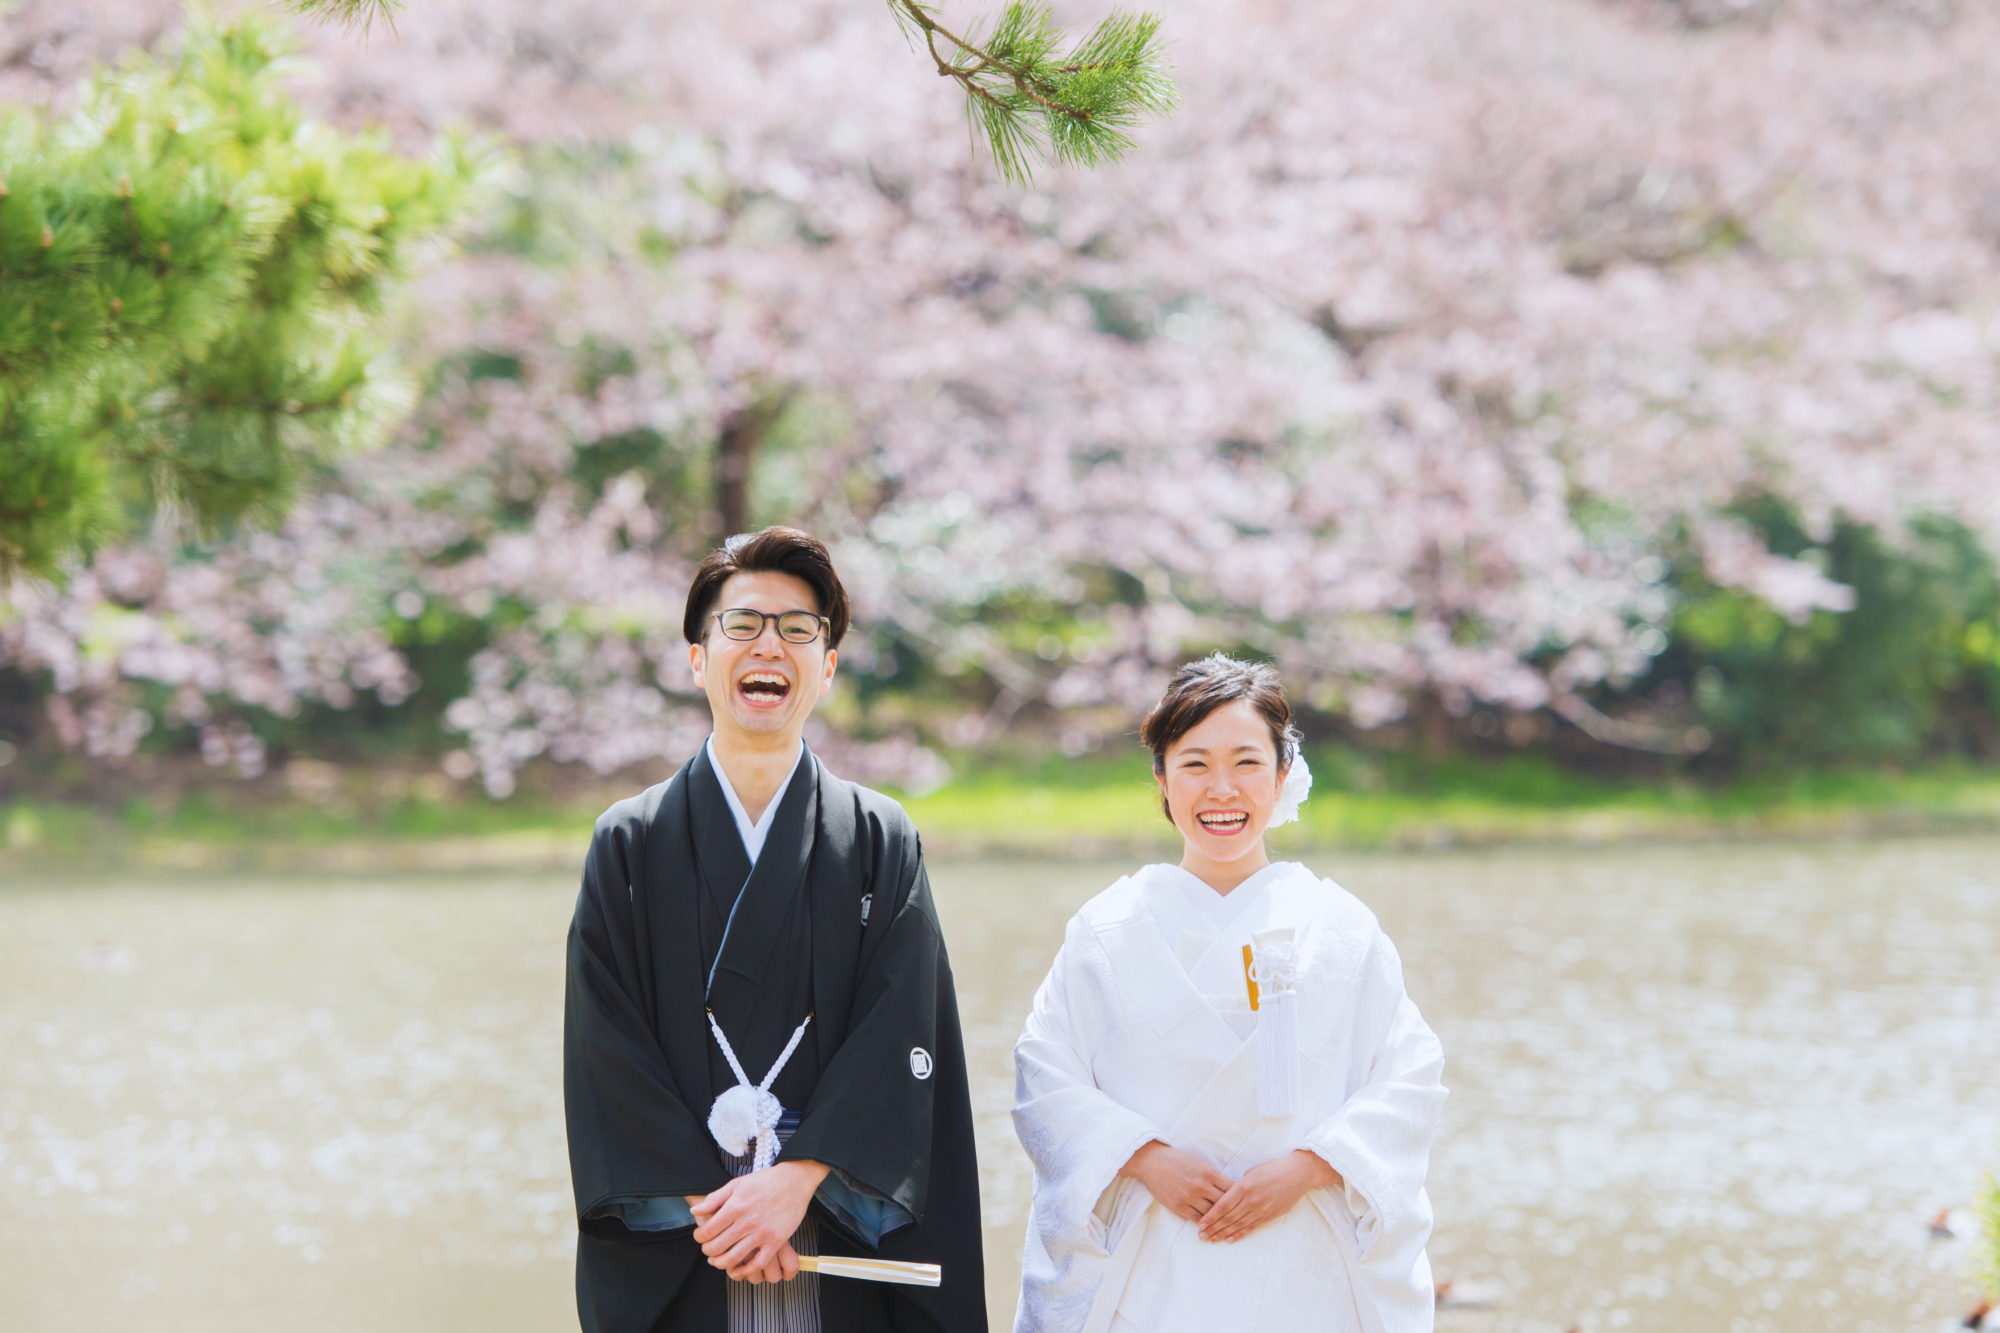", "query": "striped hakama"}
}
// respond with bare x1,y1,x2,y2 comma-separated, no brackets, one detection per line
721,1111,820,1333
